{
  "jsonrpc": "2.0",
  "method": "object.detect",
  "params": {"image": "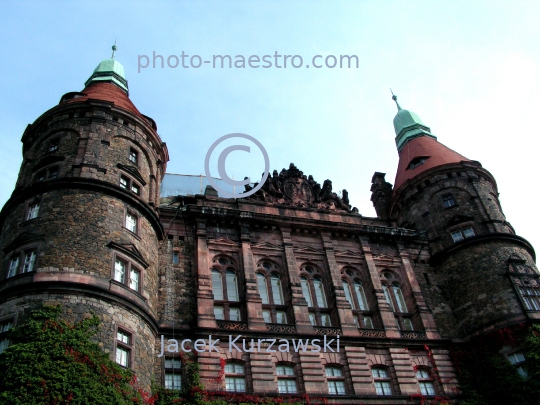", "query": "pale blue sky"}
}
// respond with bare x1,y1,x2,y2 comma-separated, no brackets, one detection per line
1,1,539,251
